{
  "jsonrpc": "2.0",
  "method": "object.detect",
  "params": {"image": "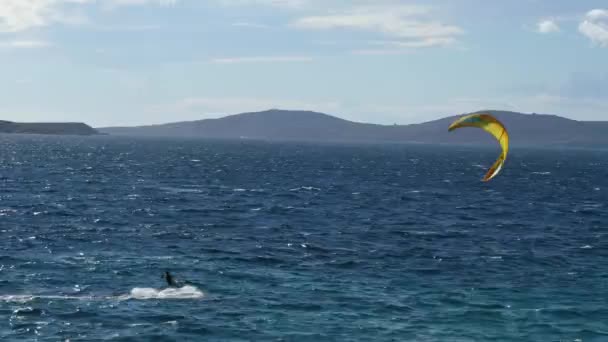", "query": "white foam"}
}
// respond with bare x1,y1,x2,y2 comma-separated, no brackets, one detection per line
0,285,204,303
128,285,204,300
0,295,35,303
